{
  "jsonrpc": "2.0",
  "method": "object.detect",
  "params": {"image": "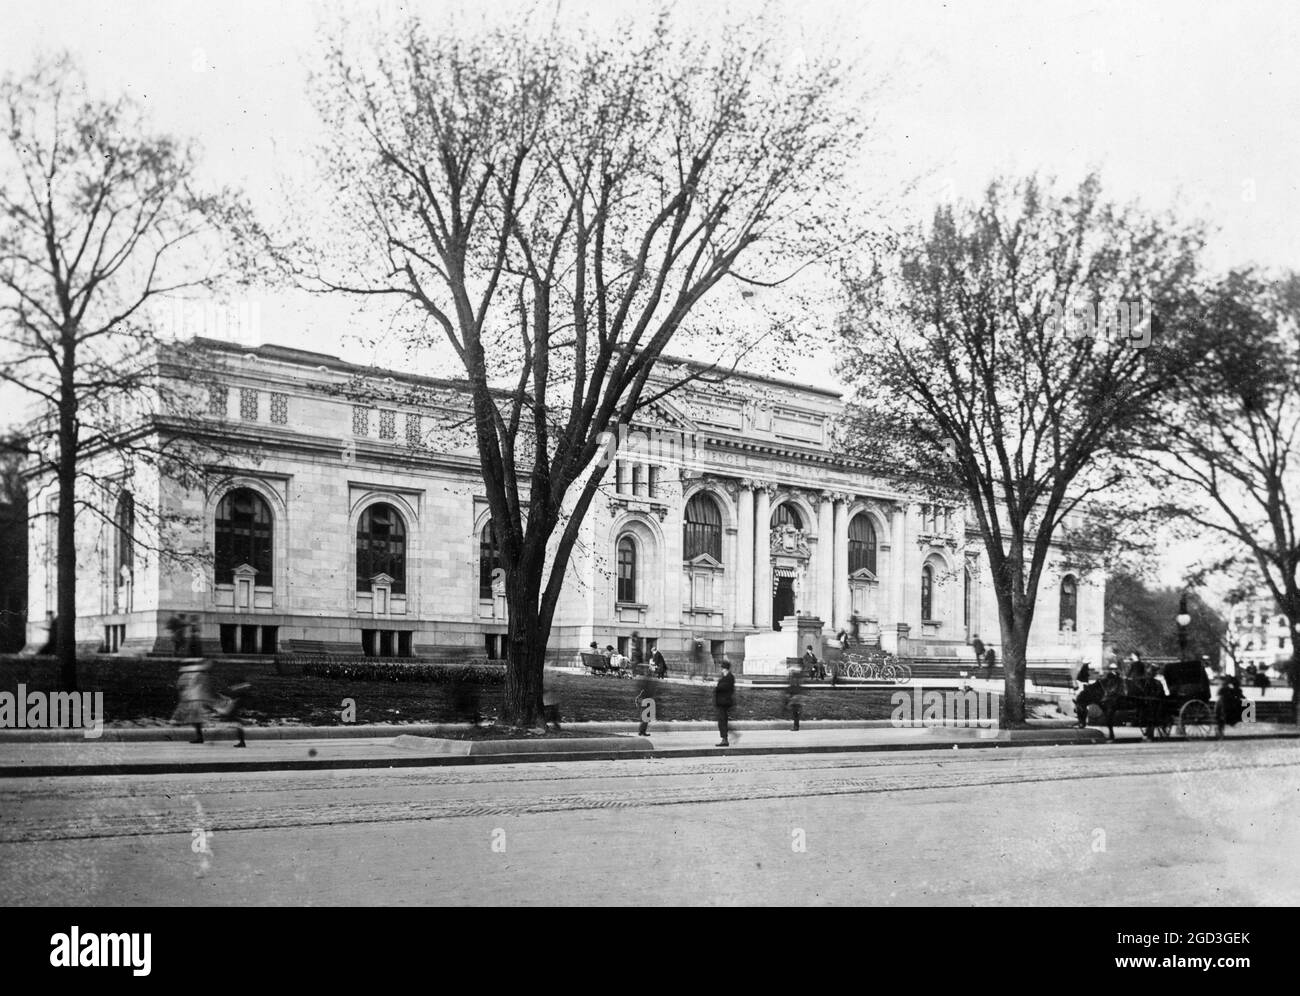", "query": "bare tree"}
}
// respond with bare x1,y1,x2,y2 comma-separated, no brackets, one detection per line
293,11,870,726
1136,269,1300,719
0,54,256,689
838,174,1204,725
